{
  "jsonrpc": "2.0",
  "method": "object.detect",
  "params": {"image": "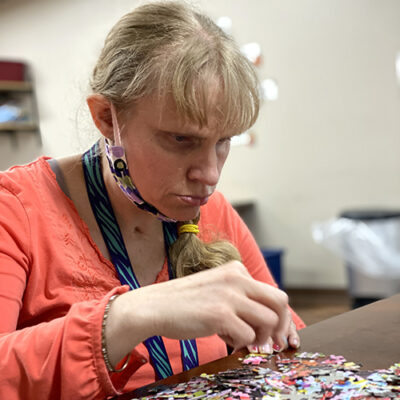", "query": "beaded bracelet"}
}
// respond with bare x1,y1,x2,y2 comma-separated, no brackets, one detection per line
101,294,131,373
